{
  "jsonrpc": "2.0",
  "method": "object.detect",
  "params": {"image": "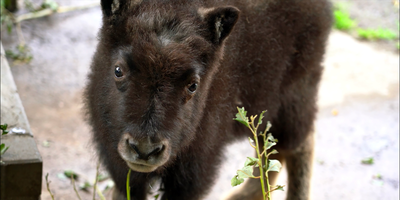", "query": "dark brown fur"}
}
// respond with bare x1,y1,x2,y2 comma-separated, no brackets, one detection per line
84,0,332,199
